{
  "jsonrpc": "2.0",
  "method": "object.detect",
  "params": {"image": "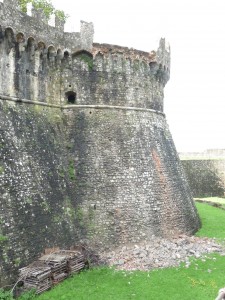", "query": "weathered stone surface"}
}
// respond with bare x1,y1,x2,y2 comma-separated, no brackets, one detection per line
181,159,225,197
180,150,225,197
0,1,200,287
65,107,200,248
